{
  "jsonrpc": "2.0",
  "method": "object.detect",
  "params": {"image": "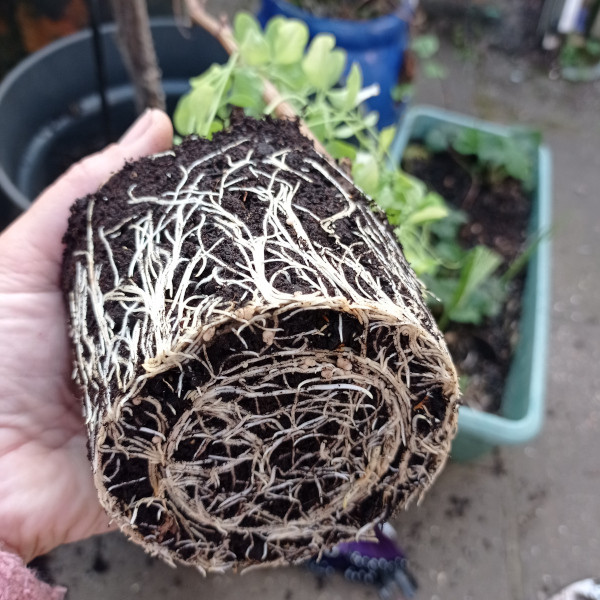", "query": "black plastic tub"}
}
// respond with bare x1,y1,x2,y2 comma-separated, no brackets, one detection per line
0,18,227,228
